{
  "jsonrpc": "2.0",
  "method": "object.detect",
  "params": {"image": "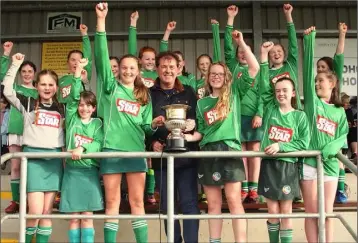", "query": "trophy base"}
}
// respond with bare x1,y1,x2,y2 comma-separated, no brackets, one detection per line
165,138,188,153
